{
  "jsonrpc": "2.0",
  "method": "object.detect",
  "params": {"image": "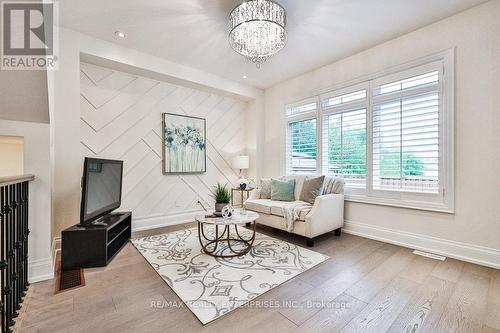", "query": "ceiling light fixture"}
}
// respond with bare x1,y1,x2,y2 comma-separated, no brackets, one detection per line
114,31,126,38
229,0,287,67
243,75,247,79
